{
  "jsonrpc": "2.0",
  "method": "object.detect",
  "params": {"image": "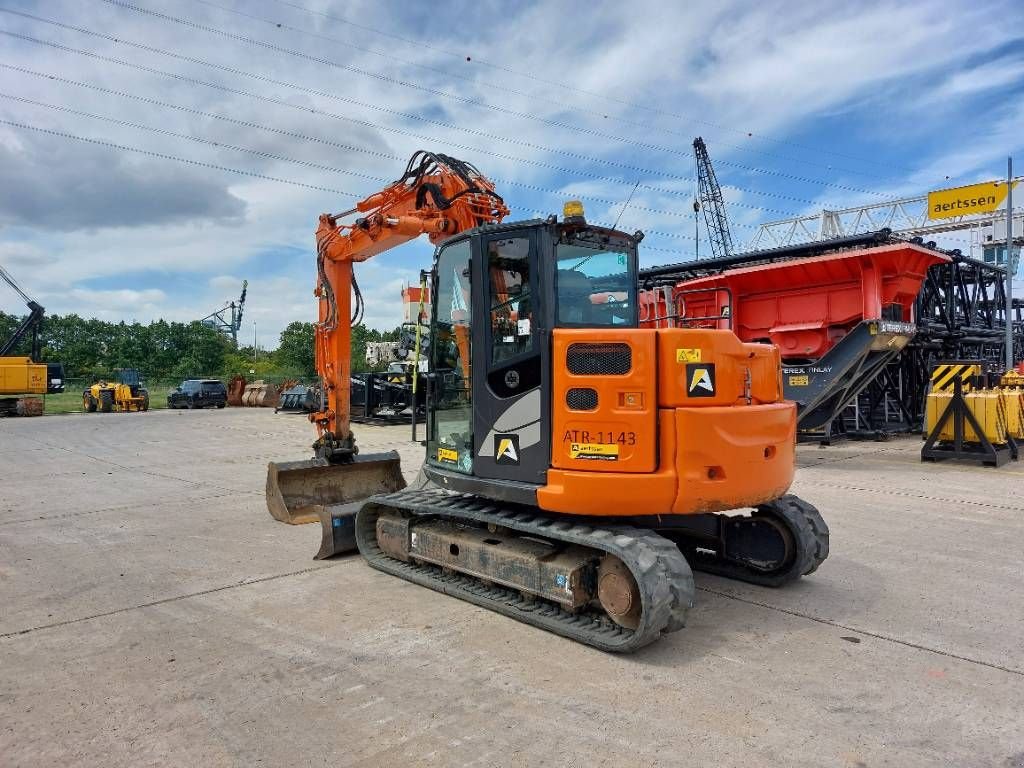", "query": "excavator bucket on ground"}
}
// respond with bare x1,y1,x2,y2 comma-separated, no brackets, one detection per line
265,452,406,558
